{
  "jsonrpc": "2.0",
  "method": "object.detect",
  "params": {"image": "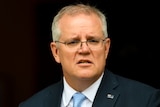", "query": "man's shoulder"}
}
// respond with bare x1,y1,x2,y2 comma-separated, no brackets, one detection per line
33,80,62,98
19,80,63,107
113,72,159,92
105,70,159,92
